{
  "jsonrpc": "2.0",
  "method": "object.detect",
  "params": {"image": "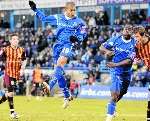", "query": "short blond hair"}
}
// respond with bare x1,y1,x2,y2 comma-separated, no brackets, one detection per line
65,2,75,8
134,25,145,36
